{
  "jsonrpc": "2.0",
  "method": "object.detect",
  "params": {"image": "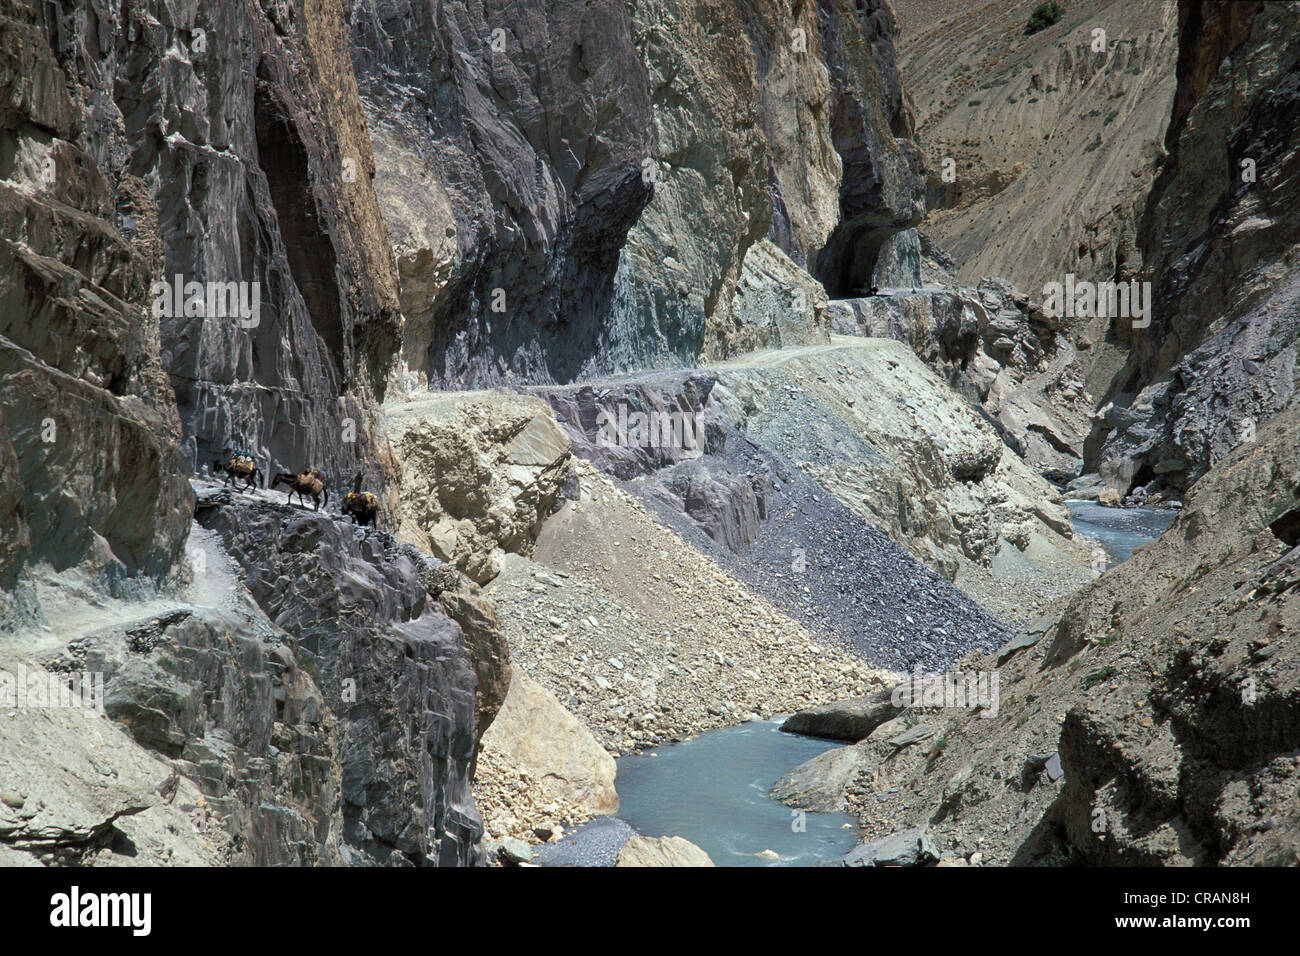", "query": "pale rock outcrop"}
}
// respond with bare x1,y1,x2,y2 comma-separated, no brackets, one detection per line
729,240,834,353
388,393,573,584
615,834,715,867
480,670,619,816
829,271,1094,479
714,338,1084,595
